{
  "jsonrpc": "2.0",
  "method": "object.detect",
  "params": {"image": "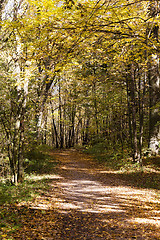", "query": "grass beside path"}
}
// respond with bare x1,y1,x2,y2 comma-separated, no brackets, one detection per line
0,145,59,238
84,145,160,190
